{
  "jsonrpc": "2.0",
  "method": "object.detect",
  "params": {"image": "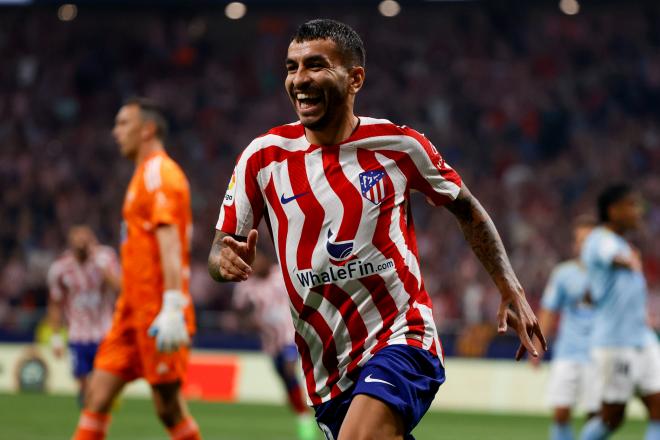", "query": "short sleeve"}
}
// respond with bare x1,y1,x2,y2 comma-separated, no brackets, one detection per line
582,230,620,268
541,267,564,311
216,146,265,237
401,127,462,206
47,264,65,302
